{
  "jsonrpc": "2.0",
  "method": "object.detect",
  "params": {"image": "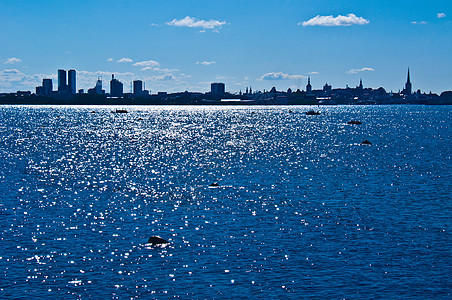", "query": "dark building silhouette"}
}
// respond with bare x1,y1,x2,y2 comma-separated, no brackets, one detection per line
68,69,76,94
88,77,104,95
110,74,123,97
58,69,67,93
211,82,225,94
43,79,52,96
323,82,332,93
35,78,53,96
358,79,363,90
306,77,312,94
402,69,412,95
133,80,143,96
